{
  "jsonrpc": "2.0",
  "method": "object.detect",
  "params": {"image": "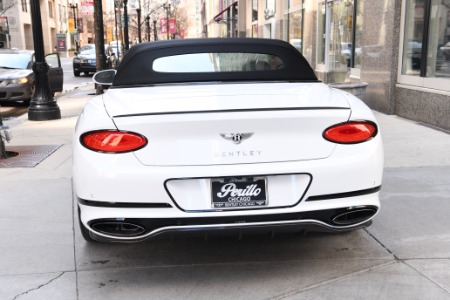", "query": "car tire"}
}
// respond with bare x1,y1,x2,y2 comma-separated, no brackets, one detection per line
74,69,80,77
78,207,96,242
